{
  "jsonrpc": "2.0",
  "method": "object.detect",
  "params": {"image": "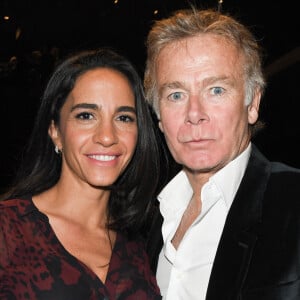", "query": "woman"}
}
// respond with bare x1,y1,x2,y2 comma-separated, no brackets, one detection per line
0,48,162,299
